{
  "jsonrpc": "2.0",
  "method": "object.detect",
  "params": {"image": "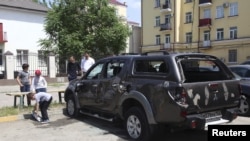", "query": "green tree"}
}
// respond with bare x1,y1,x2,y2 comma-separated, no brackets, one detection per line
39,0,130,61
